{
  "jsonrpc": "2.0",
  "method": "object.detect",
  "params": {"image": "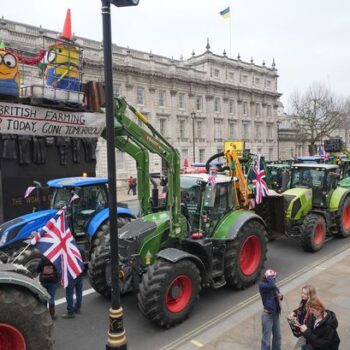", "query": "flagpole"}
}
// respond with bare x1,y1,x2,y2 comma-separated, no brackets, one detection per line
229,14,232,57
